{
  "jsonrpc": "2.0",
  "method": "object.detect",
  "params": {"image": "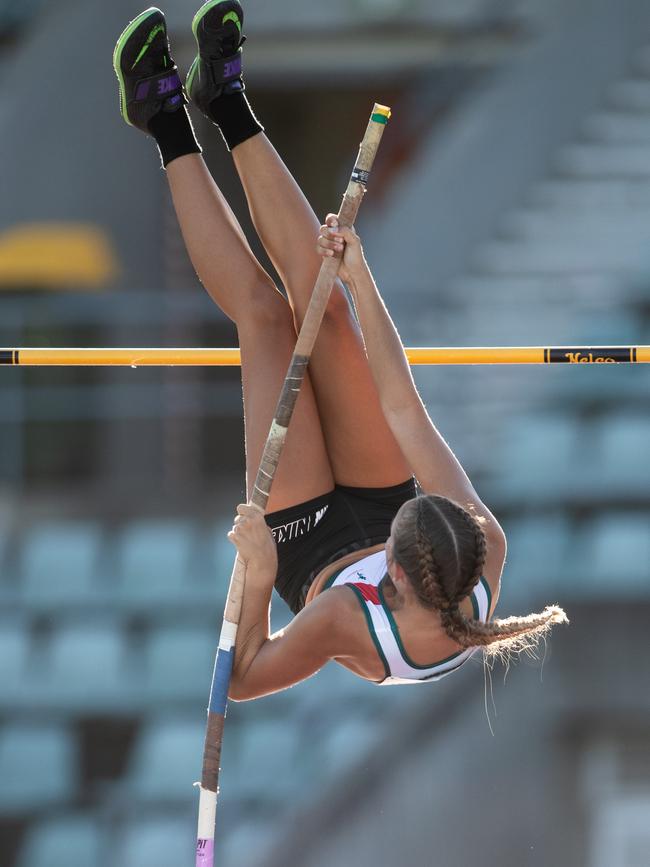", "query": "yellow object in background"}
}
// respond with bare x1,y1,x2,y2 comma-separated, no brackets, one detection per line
0,223,119,289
